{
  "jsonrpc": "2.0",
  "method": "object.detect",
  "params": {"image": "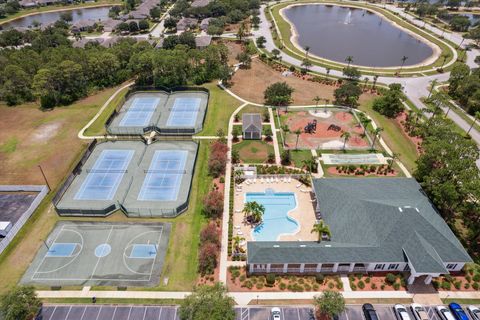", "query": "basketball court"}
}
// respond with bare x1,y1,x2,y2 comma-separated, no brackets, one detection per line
22,221,171,287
